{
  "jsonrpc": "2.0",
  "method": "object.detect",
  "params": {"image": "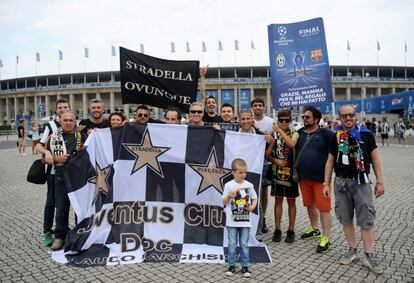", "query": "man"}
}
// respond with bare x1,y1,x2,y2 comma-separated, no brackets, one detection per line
164,107,182,125
35,98,71,247
395,118,408,148
79,98,110,135
379,117,390,147
17,119,26,155
323,104,385,274
296,106,333,253
219,104,239,131
203,95,223,124
45,110,87,250
251,97,273,234
135,105,151,124
188,102,205,126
